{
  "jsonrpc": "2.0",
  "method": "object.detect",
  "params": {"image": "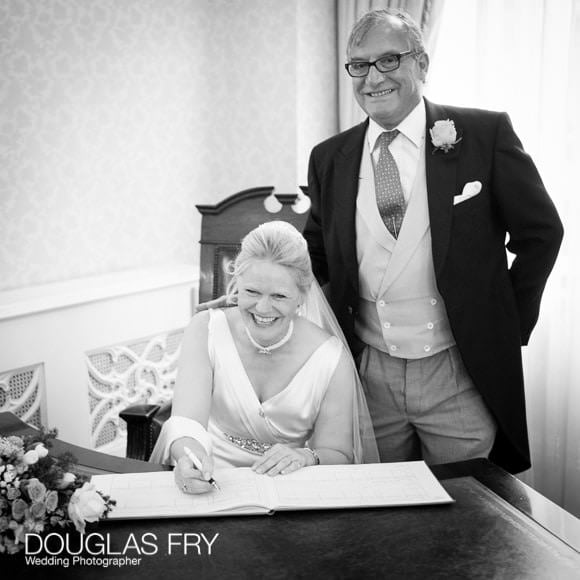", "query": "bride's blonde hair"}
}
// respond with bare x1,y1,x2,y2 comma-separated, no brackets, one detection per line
226,221,313,303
